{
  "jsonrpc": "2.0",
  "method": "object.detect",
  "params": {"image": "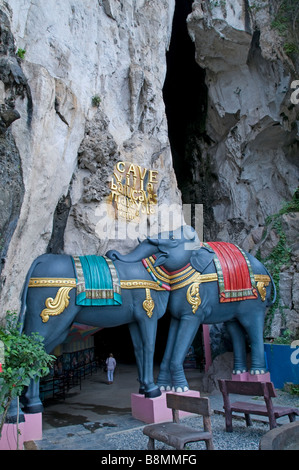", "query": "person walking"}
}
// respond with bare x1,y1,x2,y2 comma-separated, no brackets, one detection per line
106,353,116,384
